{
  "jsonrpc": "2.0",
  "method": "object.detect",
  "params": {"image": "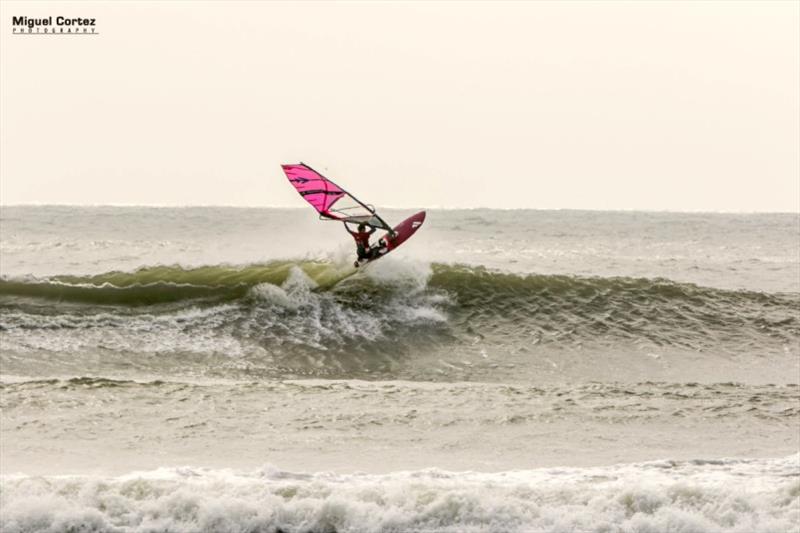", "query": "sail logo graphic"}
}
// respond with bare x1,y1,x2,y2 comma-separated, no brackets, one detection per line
11,16,98,35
